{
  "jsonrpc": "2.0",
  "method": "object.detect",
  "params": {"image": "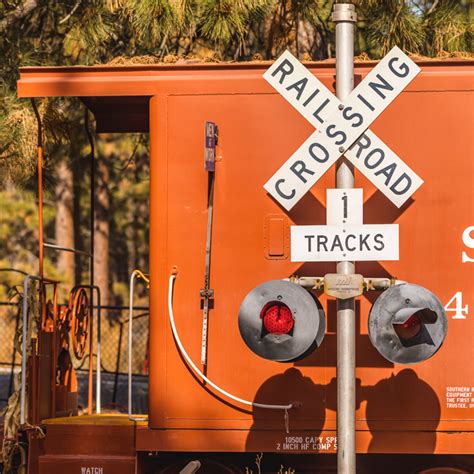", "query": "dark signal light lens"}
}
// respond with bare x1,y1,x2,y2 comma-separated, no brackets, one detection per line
394,314,422,340
261,302,294,335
